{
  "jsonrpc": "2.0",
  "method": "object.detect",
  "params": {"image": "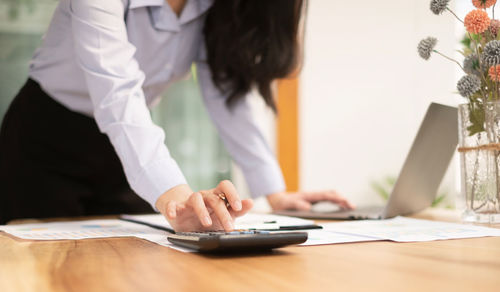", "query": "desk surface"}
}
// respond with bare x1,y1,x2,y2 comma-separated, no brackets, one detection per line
1,209,500,292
